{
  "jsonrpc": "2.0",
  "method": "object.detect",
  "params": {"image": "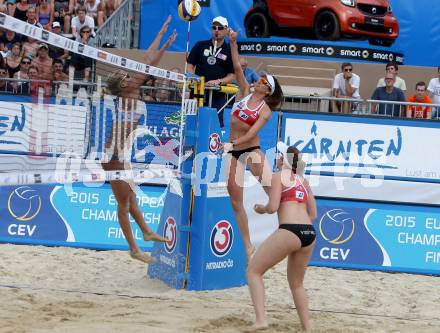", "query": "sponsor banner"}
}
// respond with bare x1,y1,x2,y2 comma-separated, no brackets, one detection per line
0,183,166,250
0,95,183,167
89,101,183,166
238,41,404,64
311,199,440,275
0,100,87,157
140,0,440,66
282,112,440,183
